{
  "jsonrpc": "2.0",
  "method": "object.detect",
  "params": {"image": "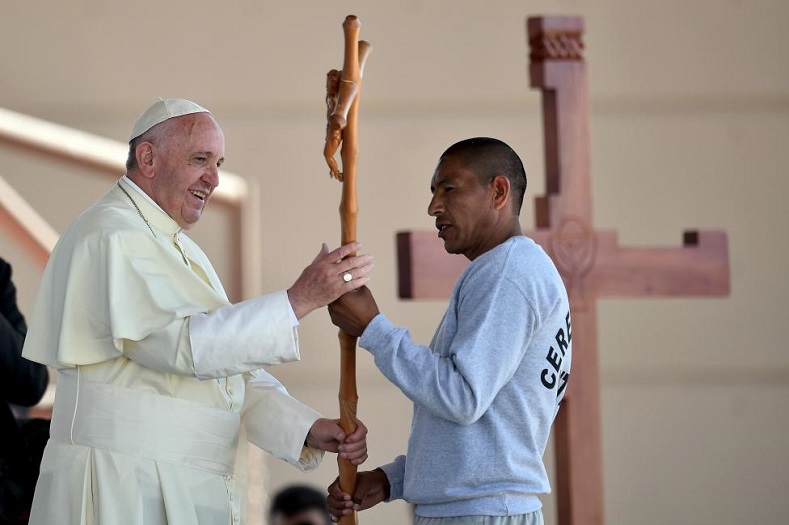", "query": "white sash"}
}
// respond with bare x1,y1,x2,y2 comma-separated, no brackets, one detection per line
50,373,239,476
